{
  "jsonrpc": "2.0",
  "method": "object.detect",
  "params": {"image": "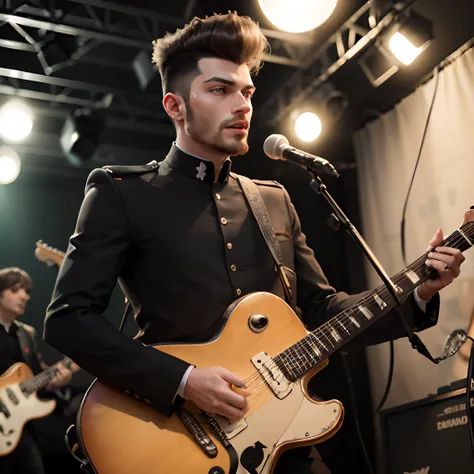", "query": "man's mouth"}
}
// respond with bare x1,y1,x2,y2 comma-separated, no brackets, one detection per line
226,121,249,130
